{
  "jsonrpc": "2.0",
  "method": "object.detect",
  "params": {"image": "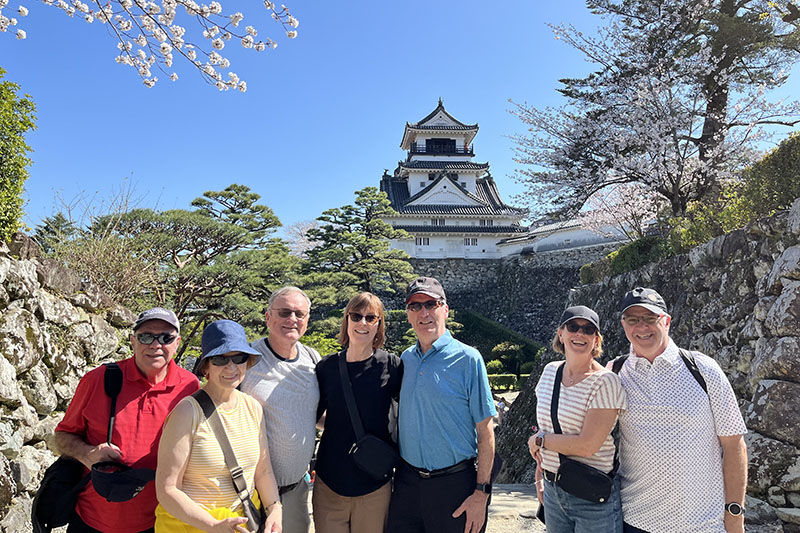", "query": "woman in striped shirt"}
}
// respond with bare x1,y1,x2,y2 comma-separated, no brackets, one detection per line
527,306,627,533
155,320,283,532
